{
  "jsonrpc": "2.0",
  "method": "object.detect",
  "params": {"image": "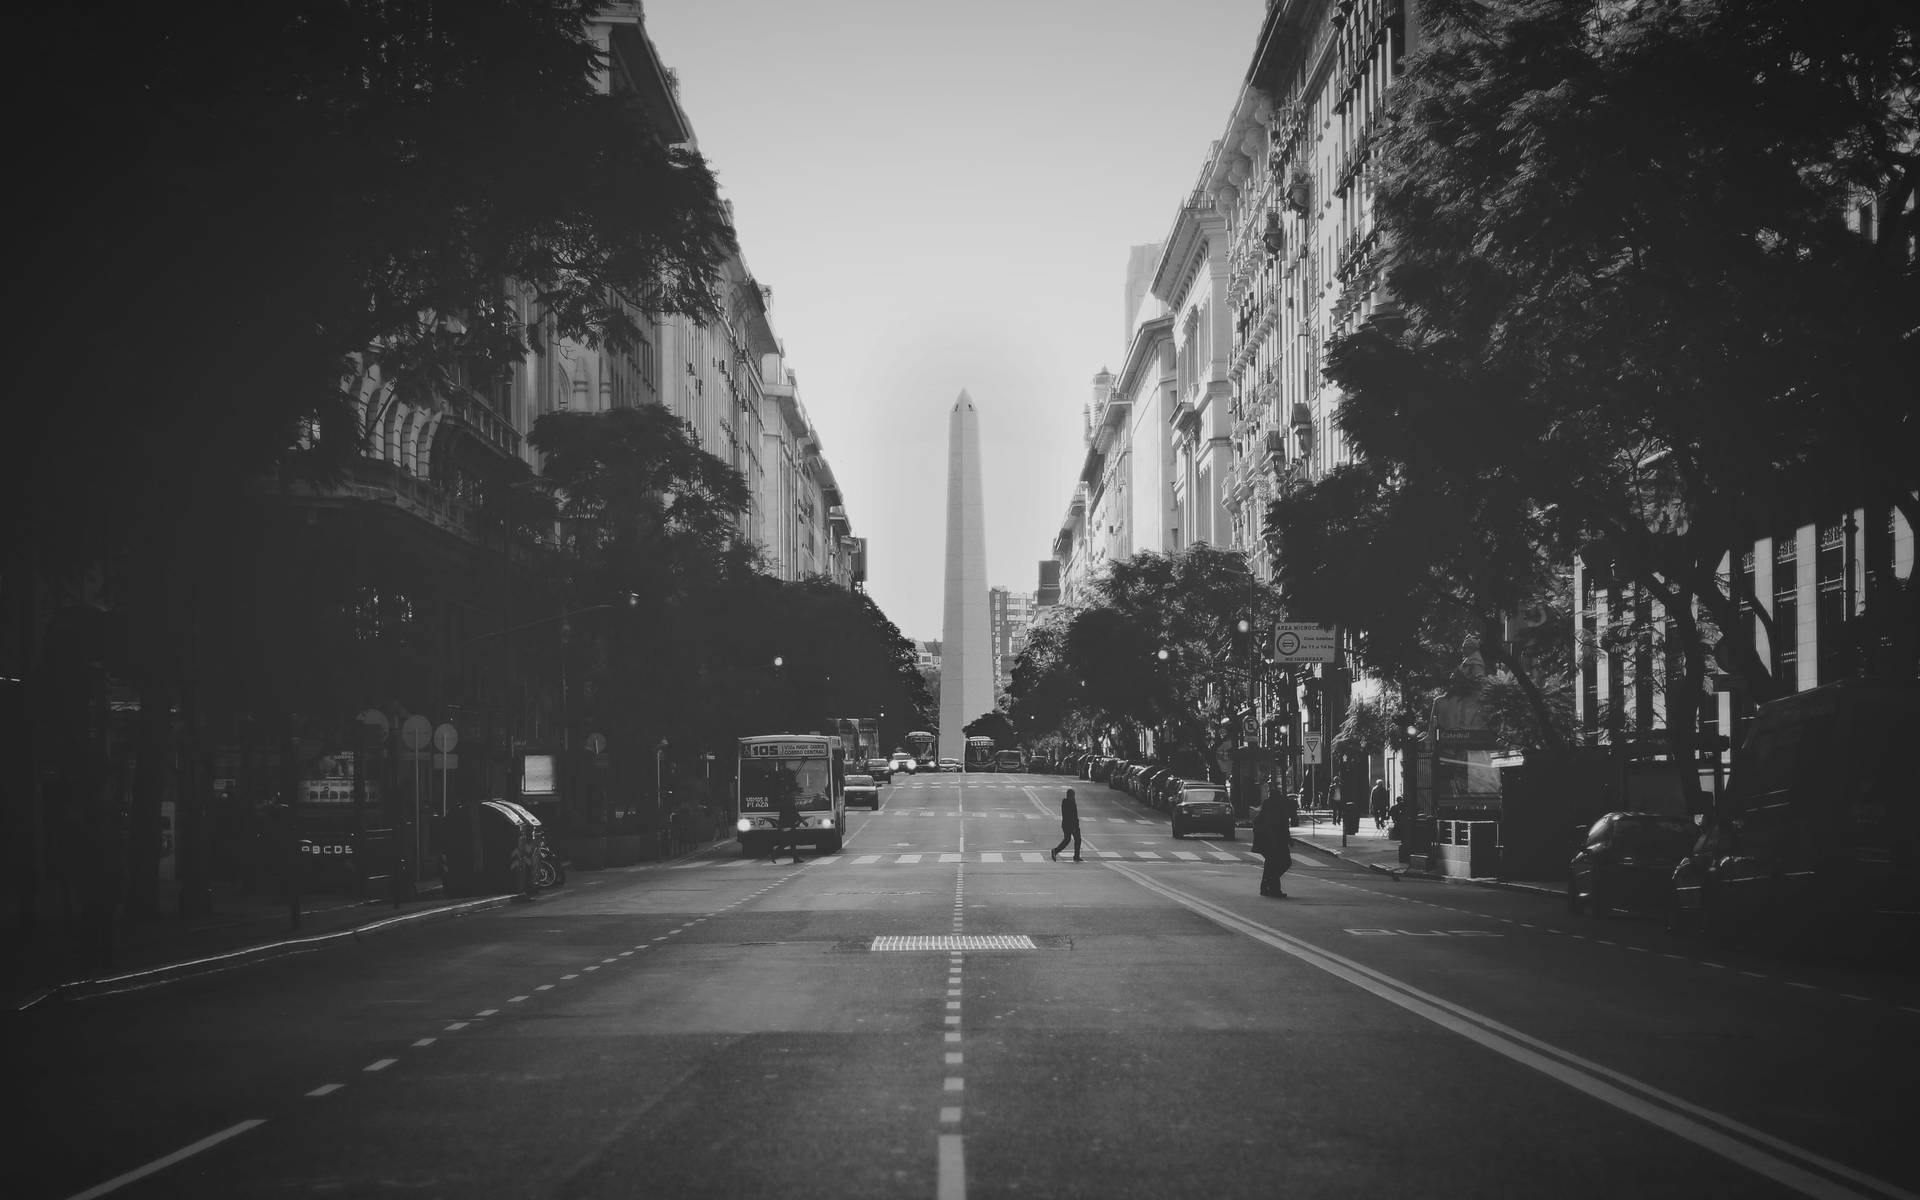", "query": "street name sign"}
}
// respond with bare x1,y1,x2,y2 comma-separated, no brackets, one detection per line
1272,623,1337,663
